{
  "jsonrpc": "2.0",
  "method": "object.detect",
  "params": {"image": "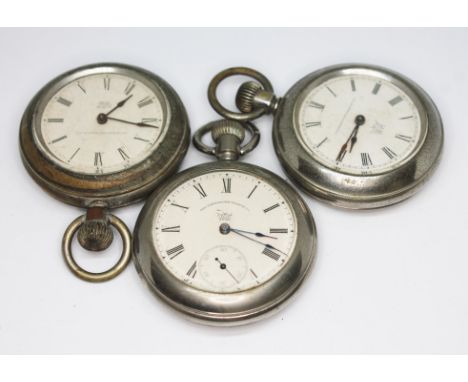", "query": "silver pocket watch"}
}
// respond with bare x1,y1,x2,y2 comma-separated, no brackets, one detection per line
133,118,317,325
208,64,444,209
20,63,190,281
